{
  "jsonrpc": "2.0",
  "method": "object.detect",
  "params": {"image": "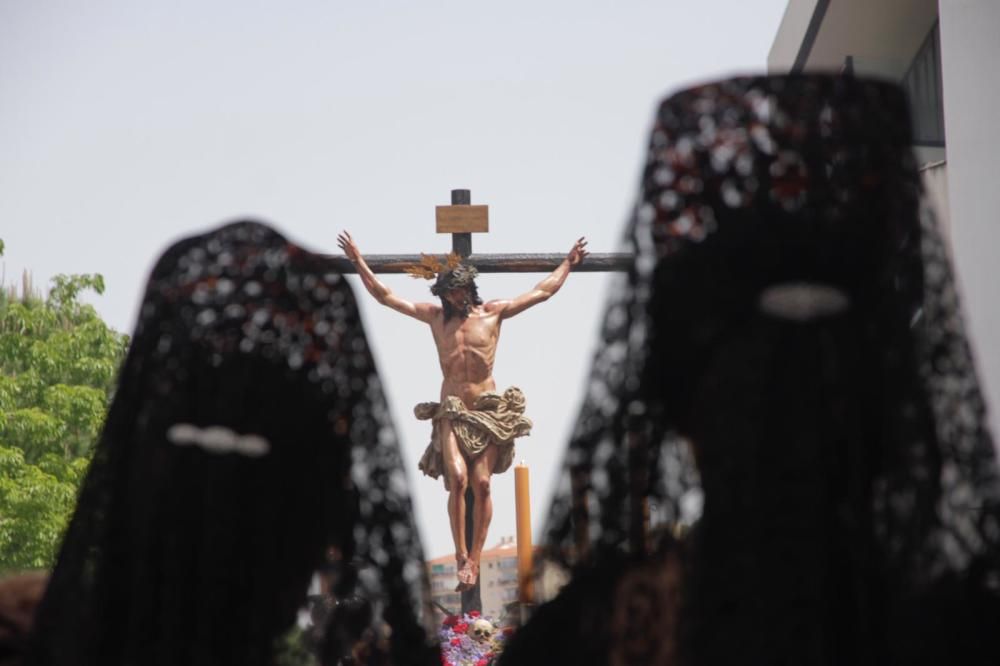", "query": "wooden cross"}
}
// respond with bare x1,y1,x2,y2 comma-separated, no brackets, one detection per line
327,189,632,616
326,189,632,270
